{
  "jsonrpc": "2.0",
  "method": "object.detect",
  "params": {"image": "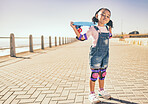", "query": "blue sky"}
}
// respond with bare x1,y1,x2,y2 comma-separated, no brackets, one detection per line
0,0,148,37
